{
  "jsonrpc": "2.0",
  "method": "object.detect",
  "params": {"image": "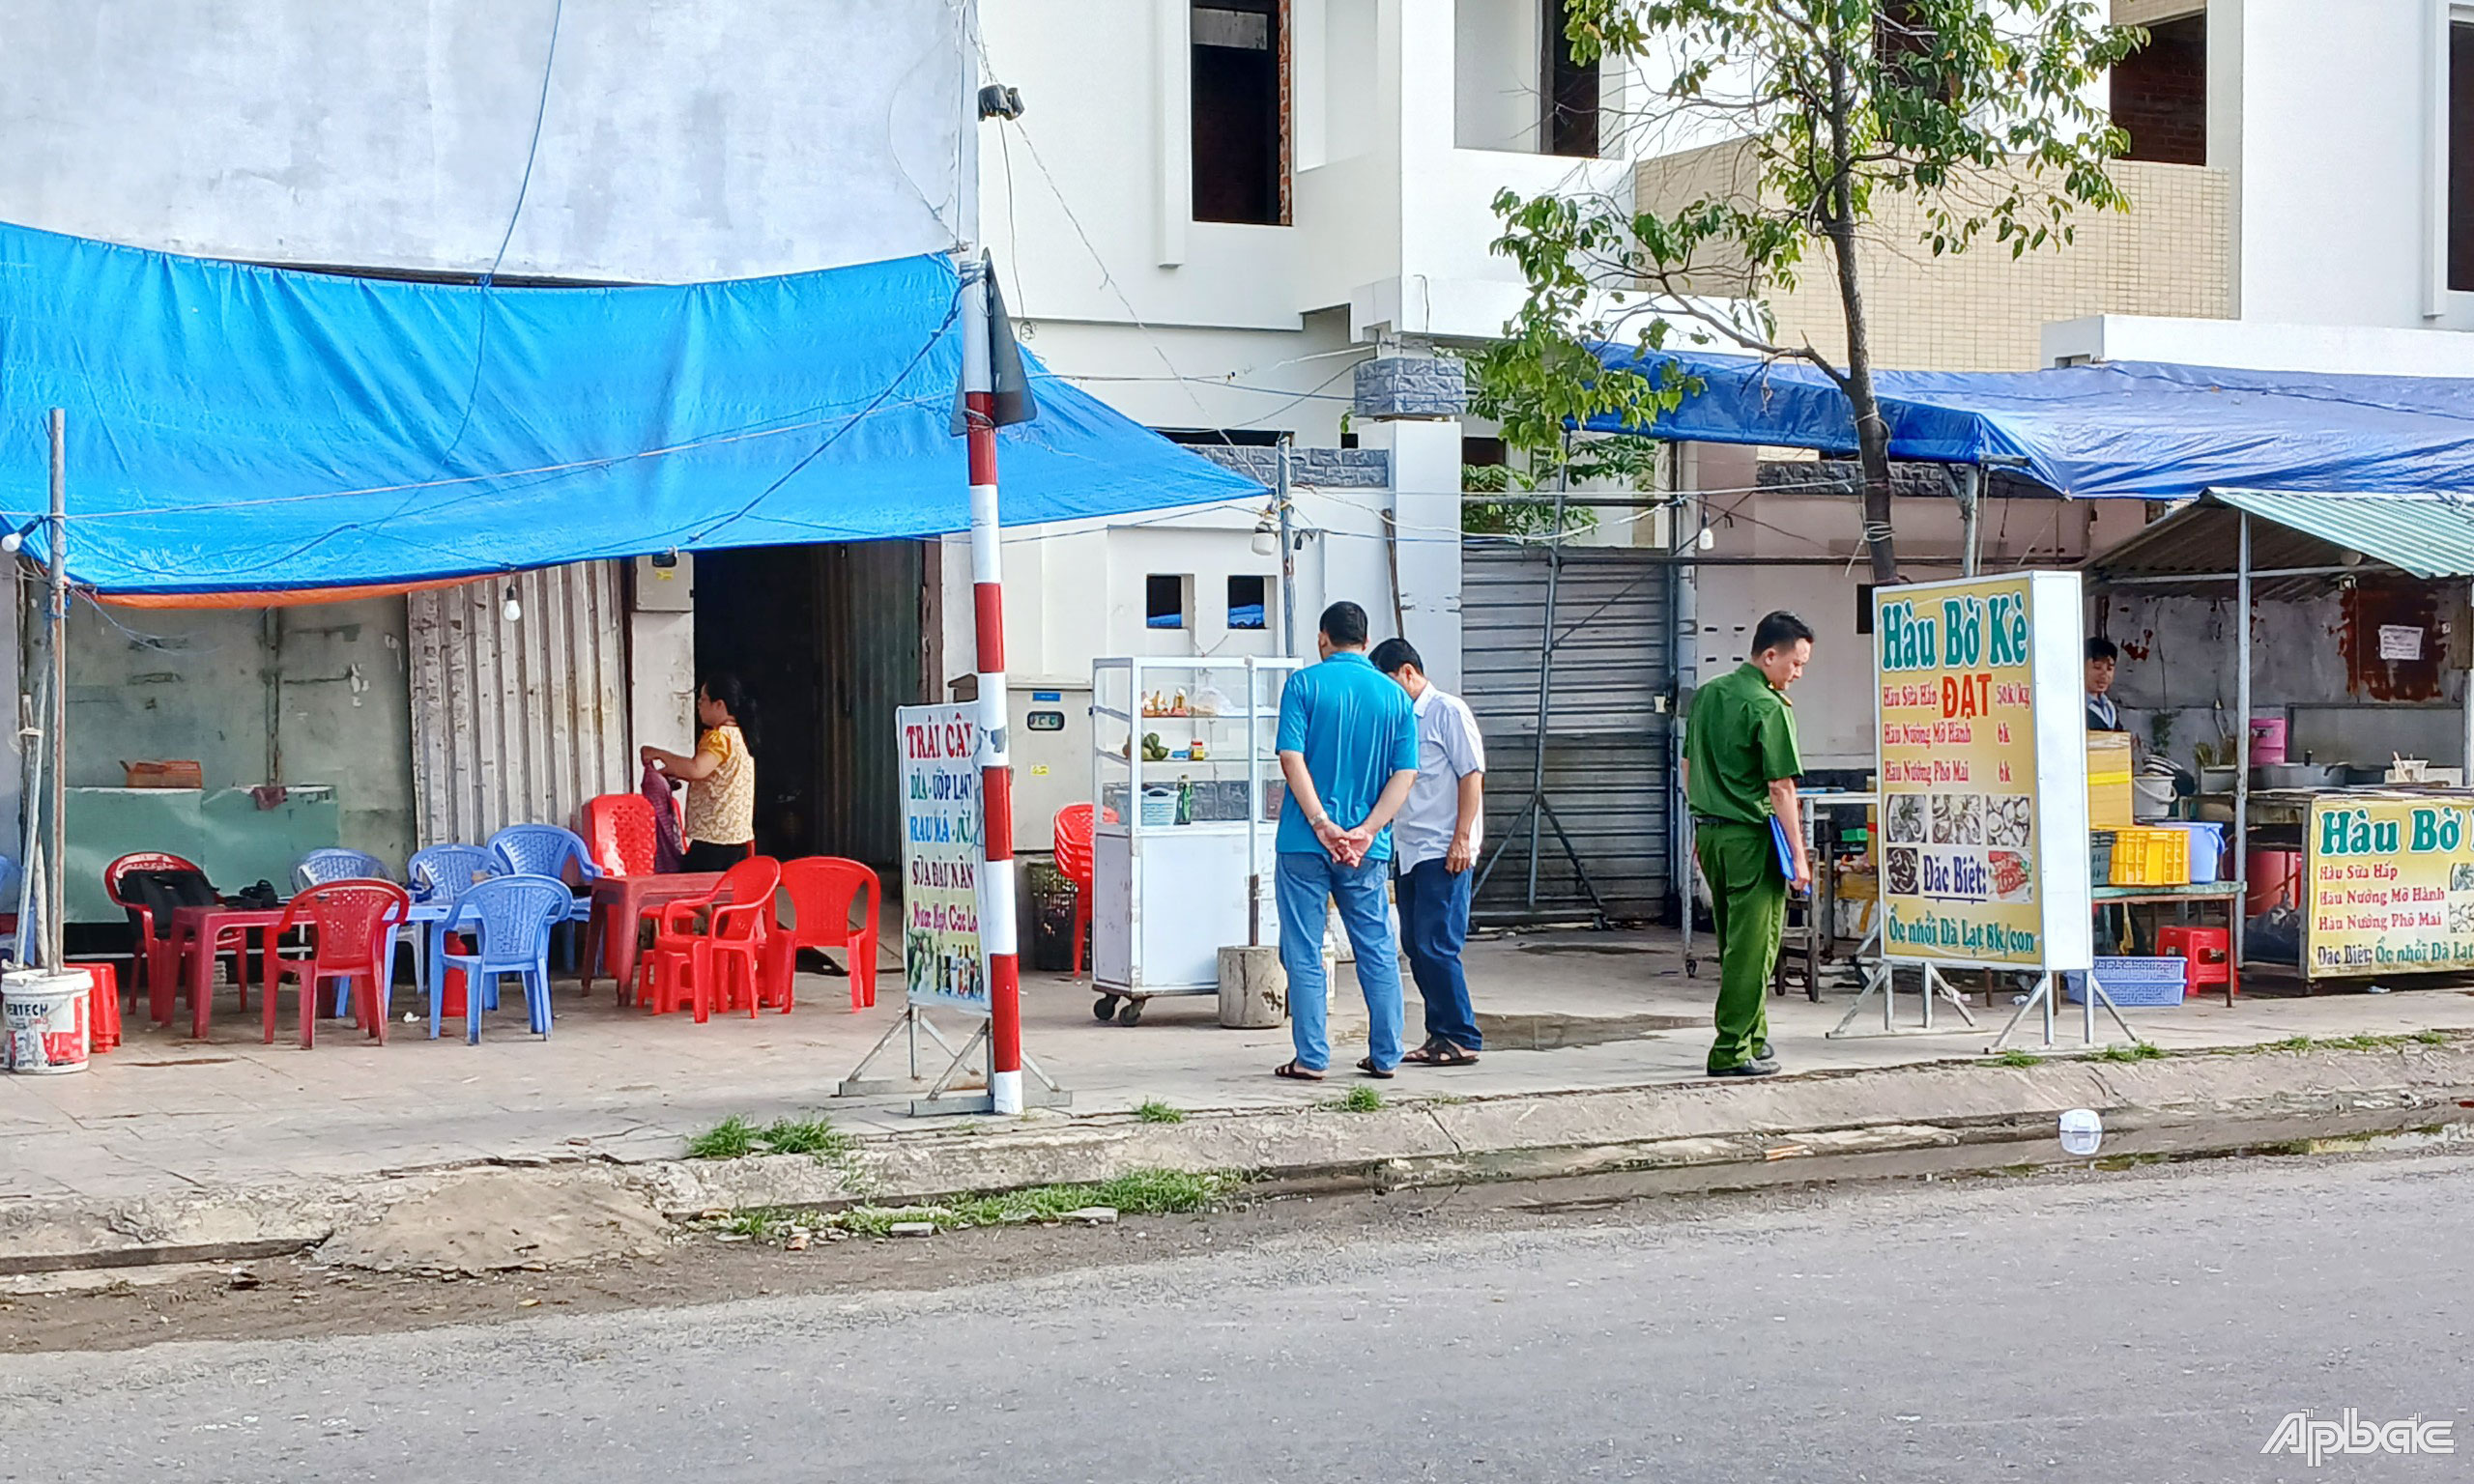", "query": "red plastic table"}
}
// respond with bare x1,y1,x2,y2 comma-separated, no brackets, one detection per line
165,904,285,1039
580,873,723,1002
